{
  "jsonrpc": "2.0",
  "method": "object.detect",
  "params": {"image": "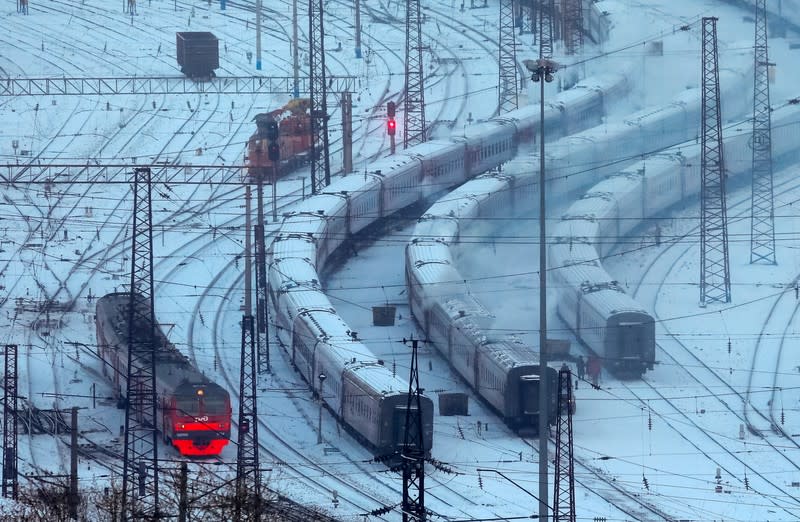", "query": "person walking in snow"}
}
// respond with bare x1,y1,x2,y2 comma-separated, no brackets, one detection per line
576,356,585,385
587,355,601,387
